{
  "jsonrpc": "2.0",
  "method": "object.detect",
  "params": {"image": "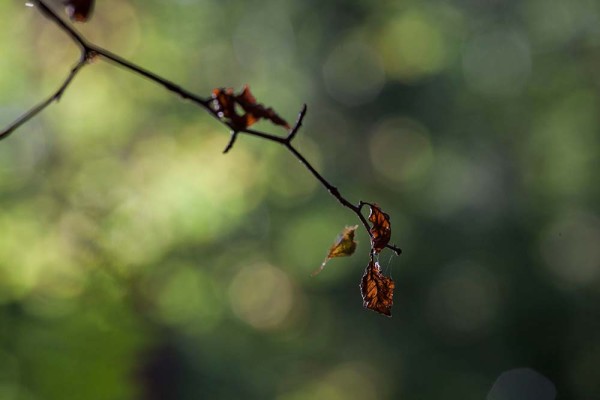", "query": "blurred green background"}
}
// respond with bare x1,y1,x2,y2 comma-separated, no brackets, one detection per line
1,0,600,399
